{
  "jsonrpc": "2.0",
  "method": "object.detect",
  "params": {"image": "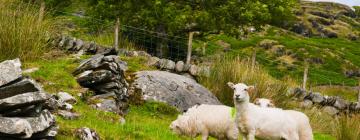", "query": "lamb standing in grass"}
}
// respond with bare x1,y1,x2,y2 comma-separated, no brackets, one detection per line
228,82,313,140
170,104,239,140
254,98,313,140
